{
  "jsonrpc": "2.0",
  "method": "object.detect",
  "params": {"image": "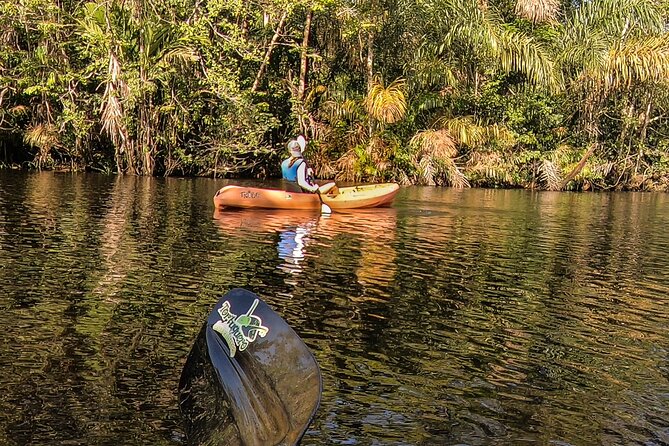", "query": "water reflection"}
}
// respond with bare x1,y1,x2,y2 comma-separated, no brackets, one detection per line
1,172,669,446
212,208,399,290
277,225,312,274
213,209,319,276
